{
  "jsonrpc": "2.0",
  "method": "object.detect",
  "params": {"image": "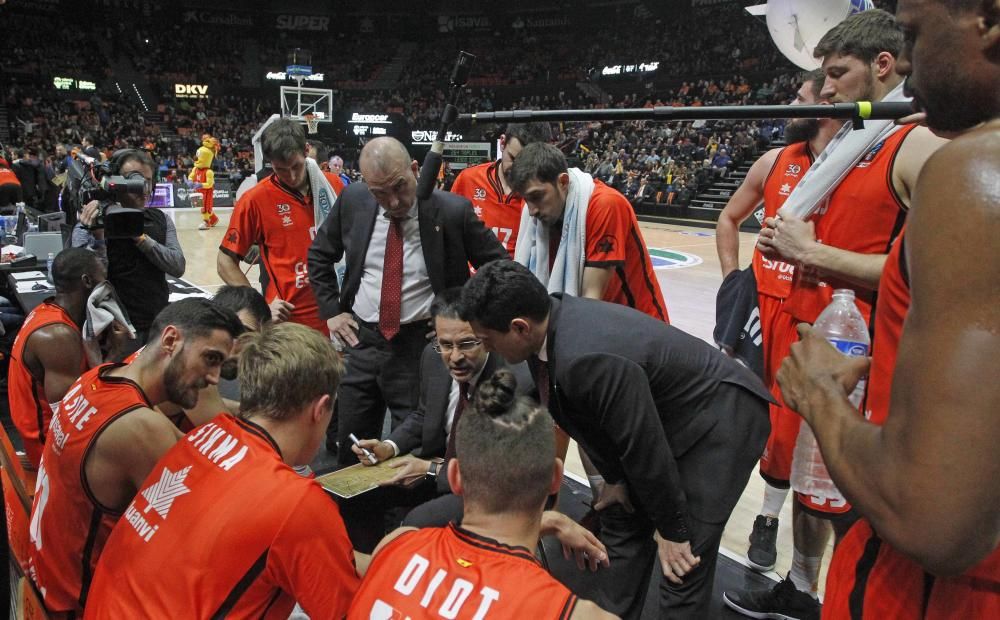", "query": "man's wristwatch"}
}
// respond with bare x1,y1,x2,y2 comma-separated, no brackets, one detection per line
427,458,445,478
